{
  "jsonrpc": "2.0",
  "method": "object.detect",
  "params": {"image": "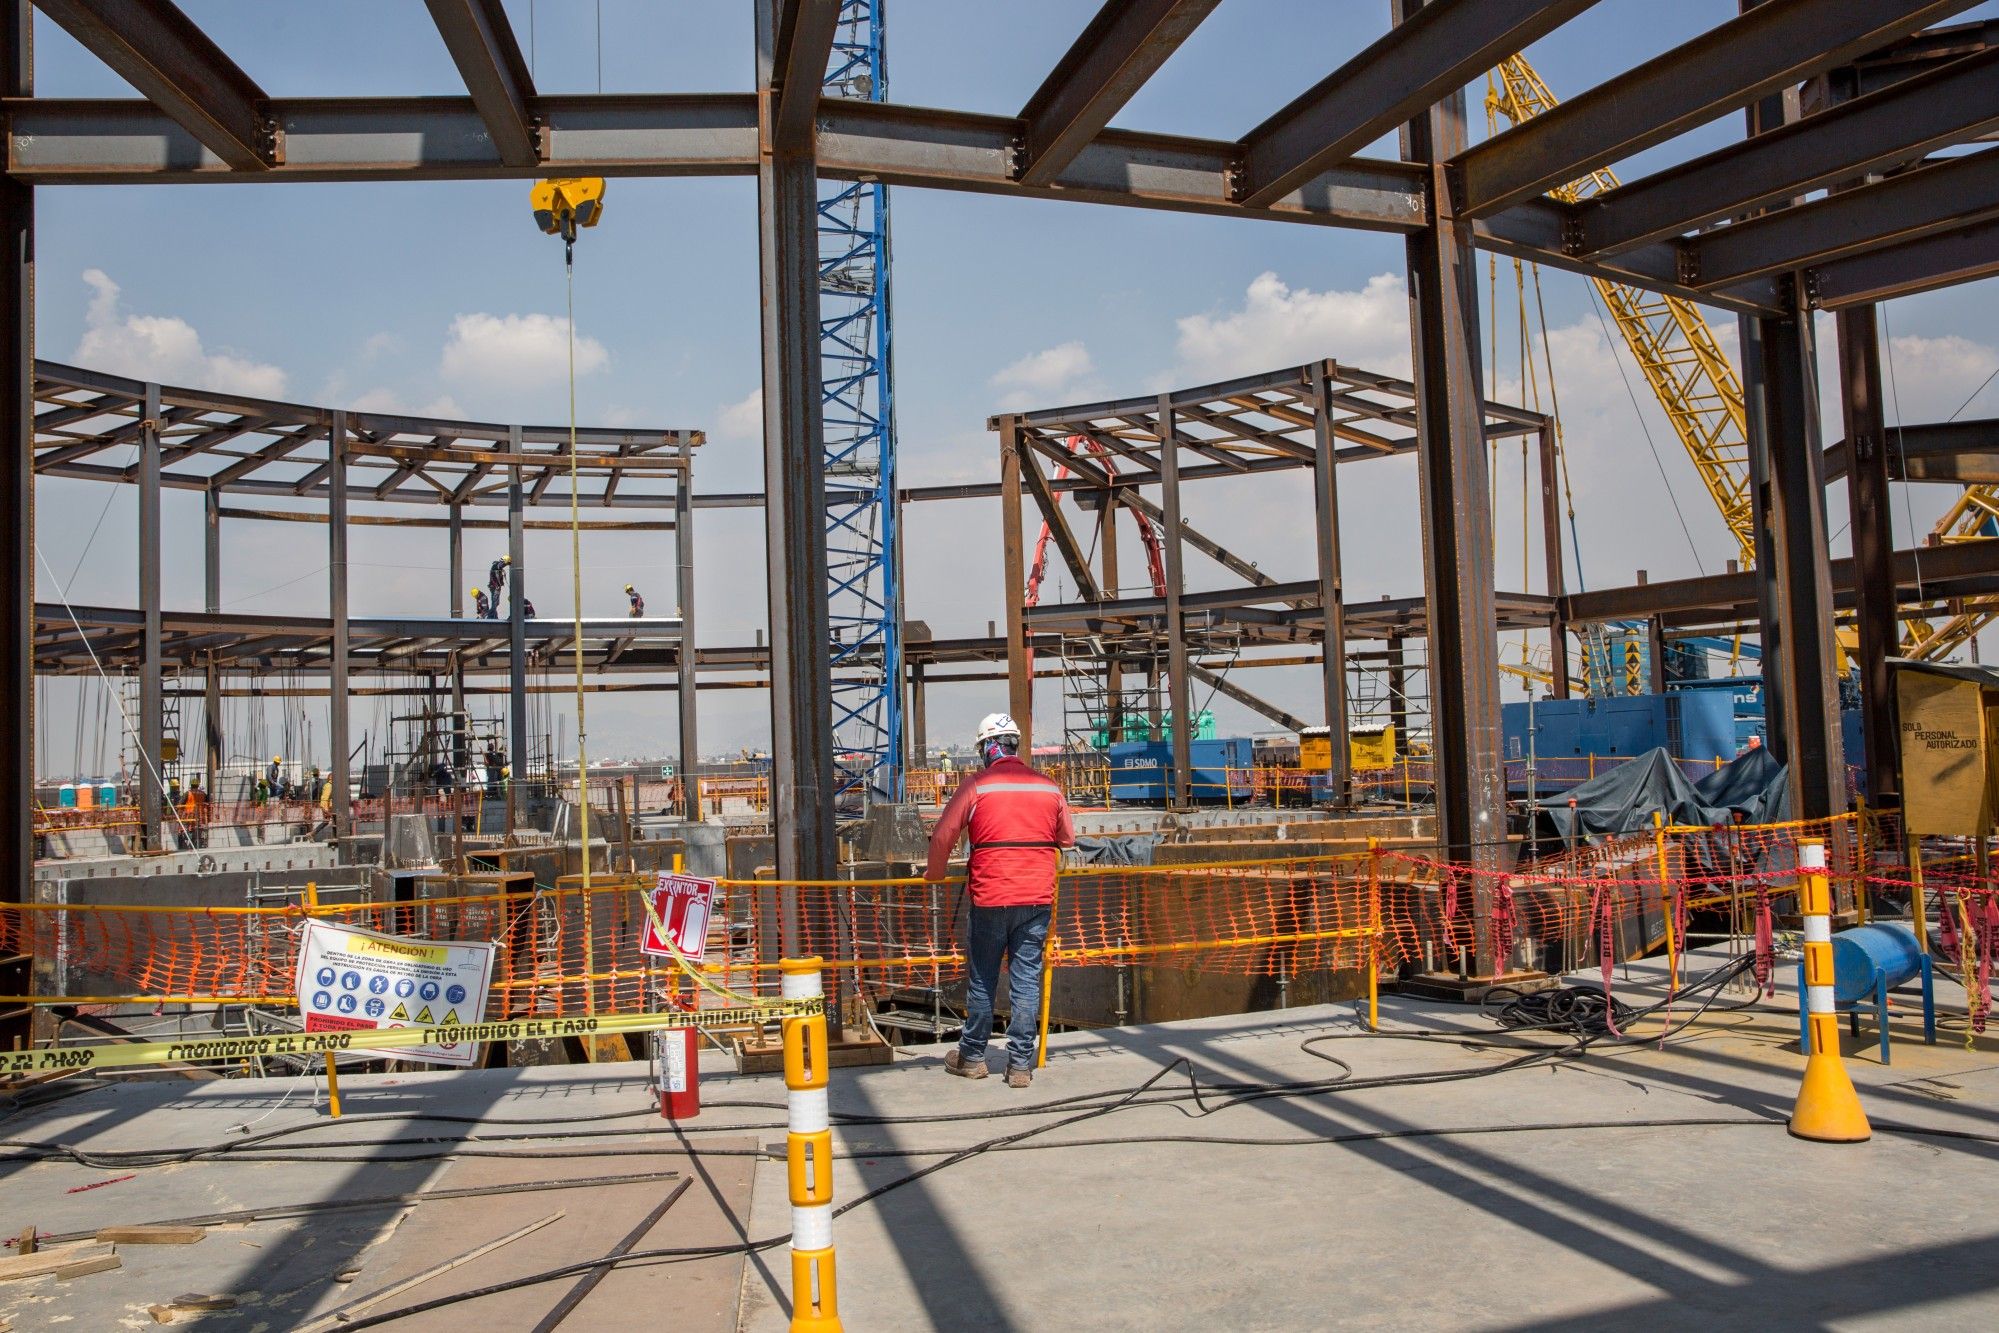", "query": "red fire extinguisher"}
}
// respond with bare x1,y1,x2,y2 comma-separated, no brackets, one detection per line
656,977,700,1119
656,1026,700,1119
